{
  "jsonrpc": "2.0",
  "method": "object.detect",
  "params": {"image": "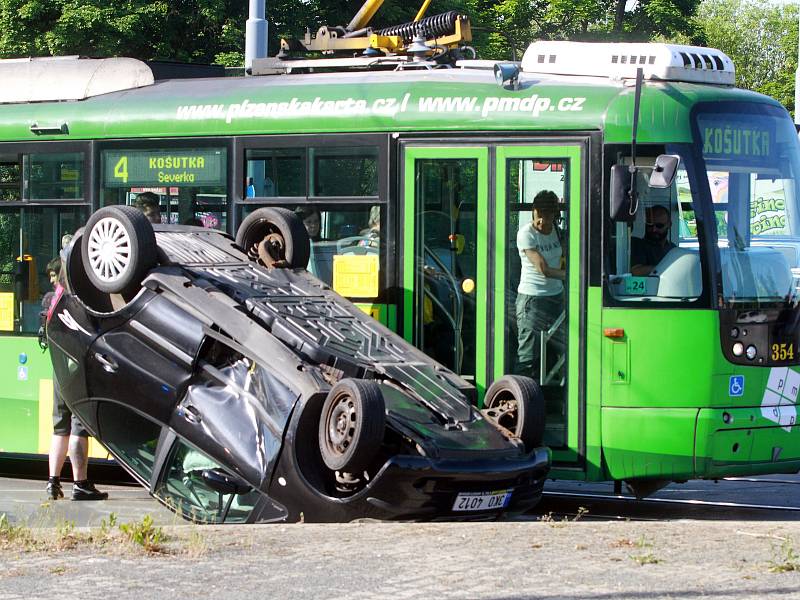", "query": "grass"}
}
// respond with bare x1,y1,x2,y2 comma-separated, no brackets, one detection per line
630,552,661,566
768,539,800,573
0,514,35,549
0,512,197,556
538,506,590,526
627,534,661,566
119,515,167,553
